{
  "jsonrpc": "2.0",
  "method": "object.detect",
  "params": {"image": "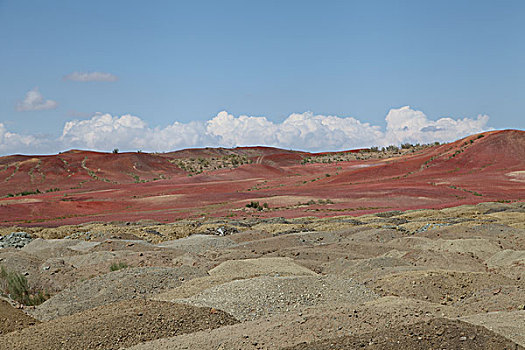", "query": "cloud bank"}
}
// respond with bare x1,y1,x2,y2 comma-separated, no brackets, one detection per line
63,71,118,82
16,88,58,112
0,106,491,155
